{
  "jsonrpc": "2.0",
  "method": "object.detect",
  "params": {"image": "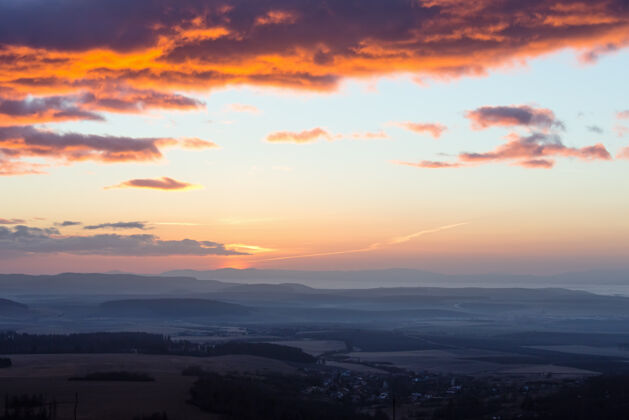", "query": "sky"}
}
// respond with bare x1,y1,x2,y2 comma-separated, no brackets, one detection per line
1,0,628,275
